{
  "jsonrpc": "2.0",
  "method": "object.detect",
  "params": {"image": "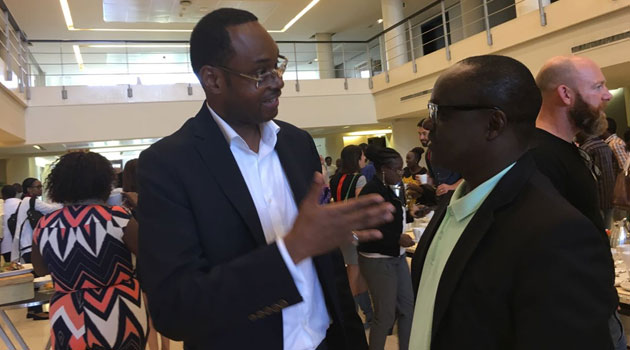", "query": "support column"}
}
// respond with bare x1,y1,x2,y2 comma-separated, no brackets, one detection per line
380,0,407,70
515,0,550,17
315,33,335,79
